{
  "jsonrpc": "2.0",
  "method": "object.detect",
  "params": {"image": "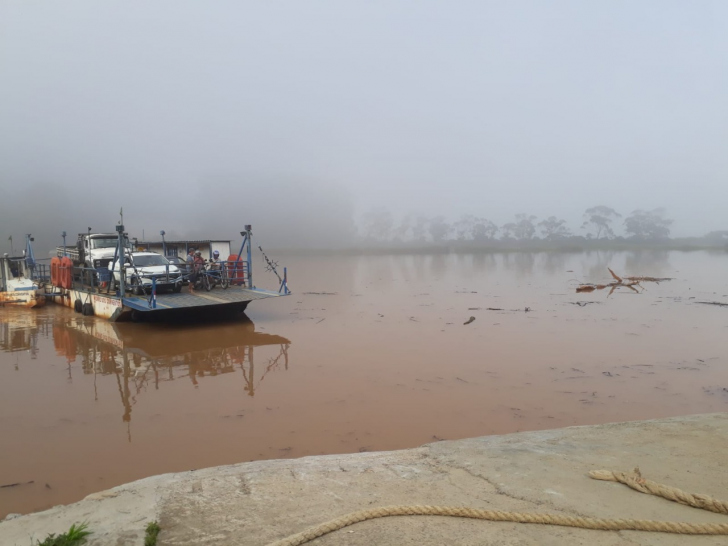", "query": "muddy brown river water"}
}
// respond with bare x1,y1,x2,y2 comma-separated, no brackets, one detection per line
1,250,727,517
